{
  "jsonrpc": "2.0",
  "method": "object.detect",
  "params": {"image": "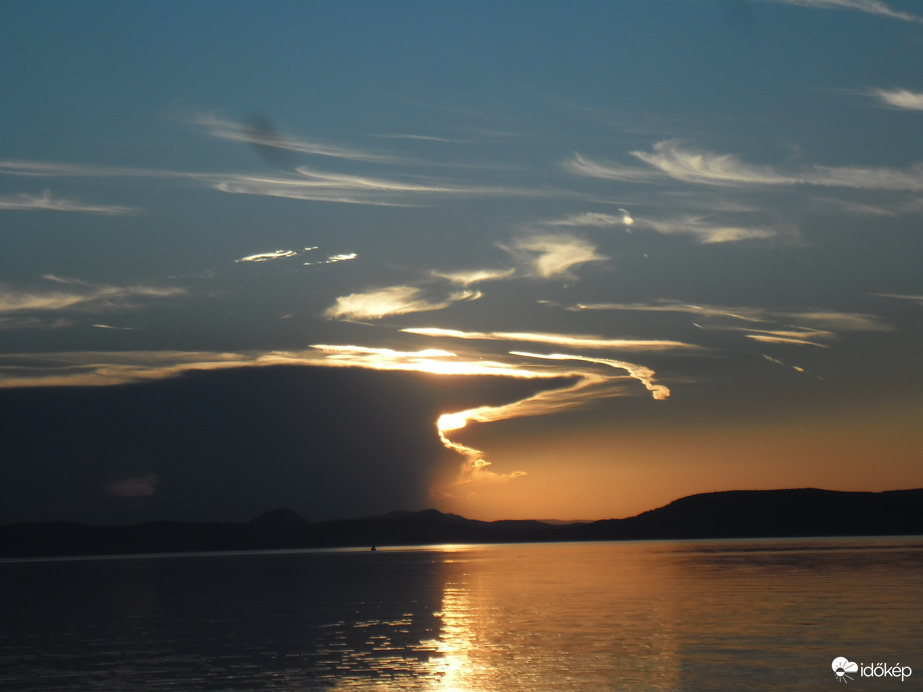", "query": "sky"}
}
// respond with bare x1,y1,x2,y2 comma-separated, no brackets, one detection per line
1,0,921,525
